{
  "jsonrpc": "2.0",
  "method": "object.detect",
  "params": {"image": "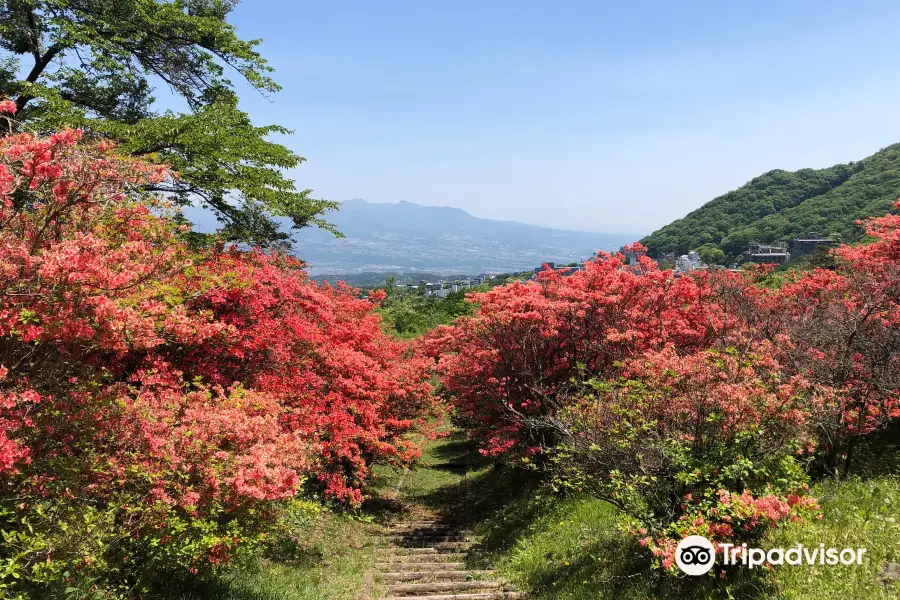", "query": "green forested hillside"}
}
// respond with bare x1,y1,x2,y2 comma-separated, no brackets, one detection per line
641,143,900,258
